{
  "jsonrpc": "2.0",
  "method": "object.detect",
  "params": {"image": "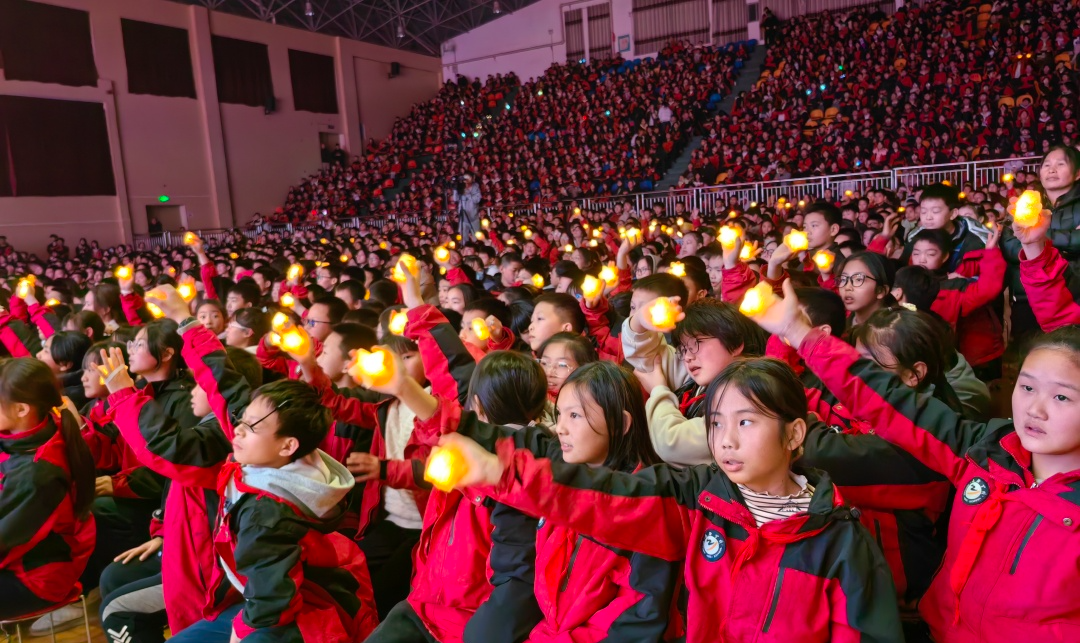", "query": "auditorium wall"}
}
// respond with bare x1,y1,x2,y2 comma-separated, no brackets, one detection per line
0,0,441,256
